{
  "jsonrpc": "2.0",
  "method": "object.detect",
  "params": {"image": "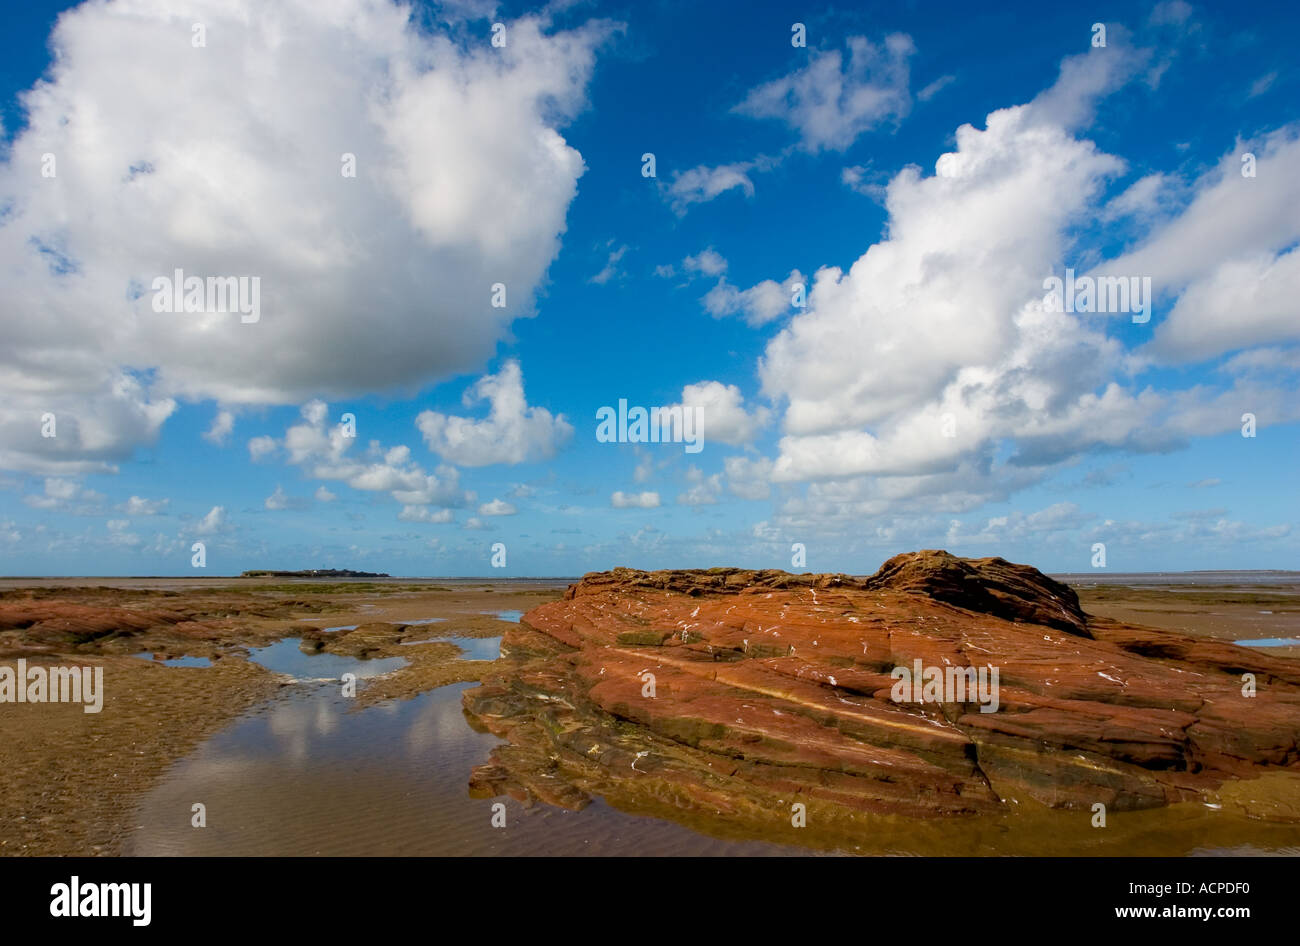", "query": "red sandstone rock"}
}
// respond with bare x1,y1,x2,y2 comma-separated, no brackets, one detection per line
463,551,1300,827
0,601,197,652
